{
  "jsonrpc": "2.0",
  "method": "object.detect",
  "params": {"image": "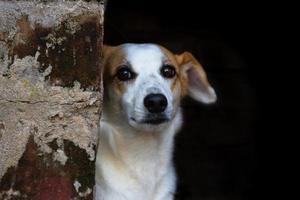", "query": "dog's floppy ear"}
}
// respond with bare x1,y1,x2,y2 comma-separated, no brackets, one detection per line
176,52,217,104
